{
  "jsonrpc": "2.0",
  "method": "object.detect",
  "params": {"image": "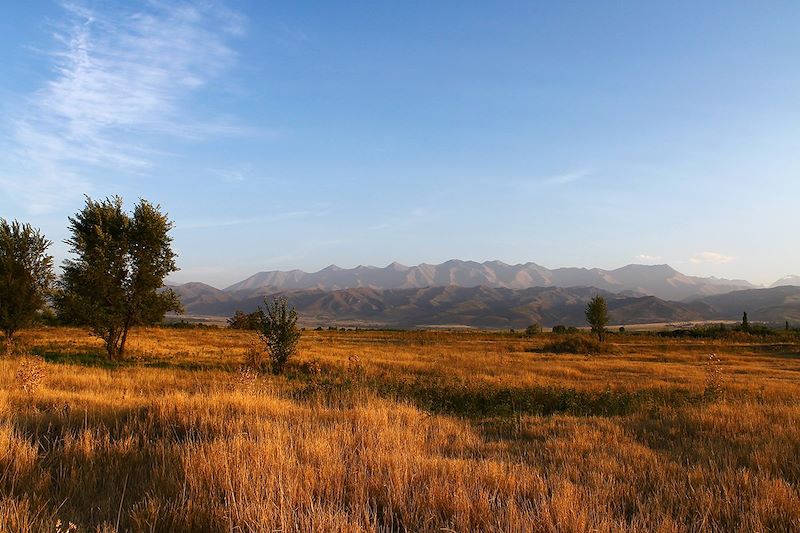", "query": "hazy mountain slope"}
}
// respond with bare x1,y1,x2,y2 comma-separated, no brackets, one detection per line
222,260,755,300
695,286,800,323
173,284,710,328
771,275,800,288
